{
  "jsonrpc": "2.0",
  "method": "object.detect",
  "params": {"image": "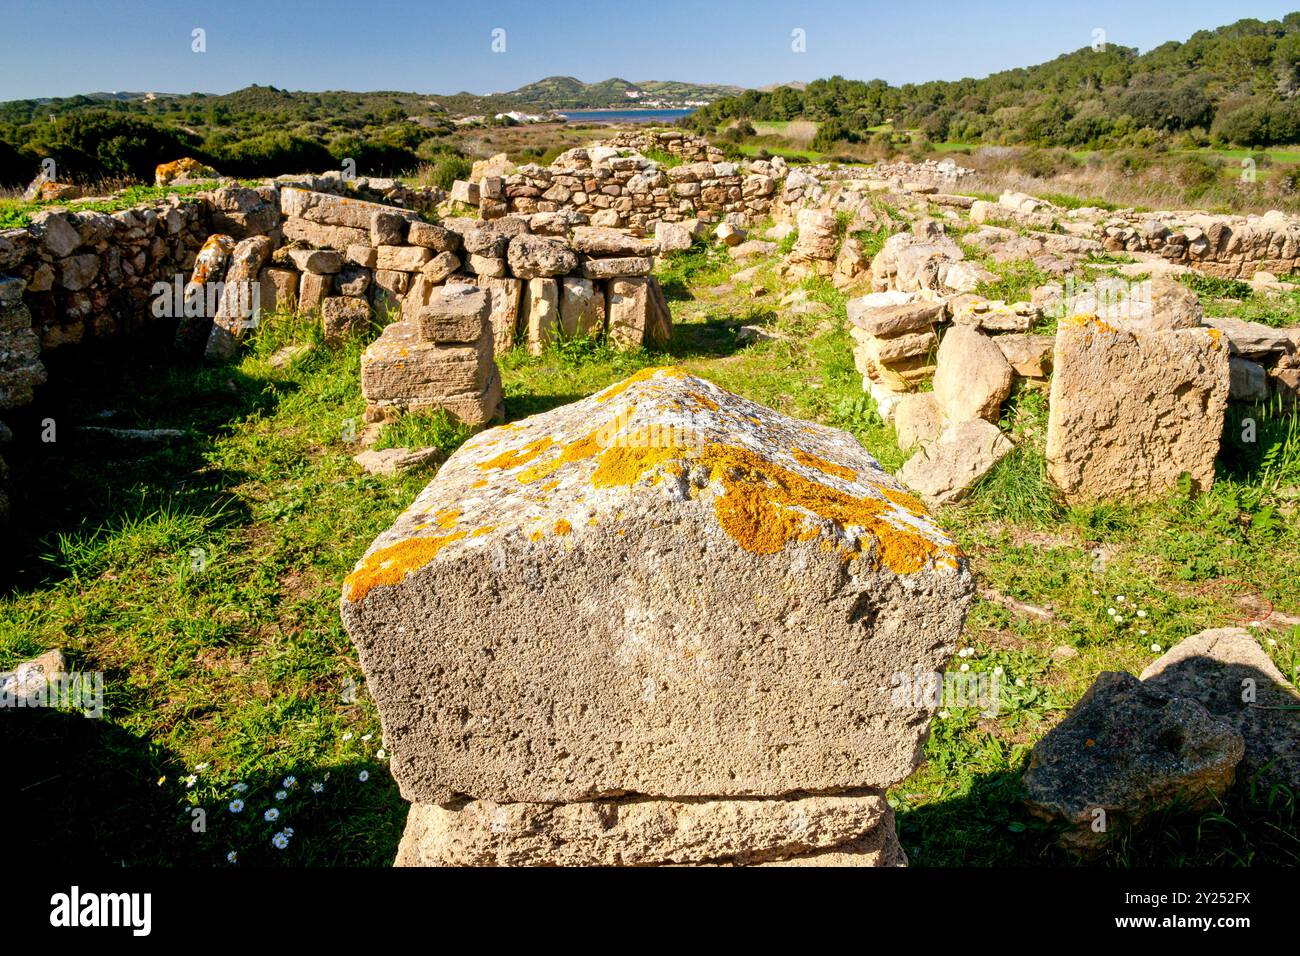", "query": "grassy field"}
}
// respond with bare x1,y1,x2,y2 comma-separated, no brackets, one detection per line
2,236,1297,867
